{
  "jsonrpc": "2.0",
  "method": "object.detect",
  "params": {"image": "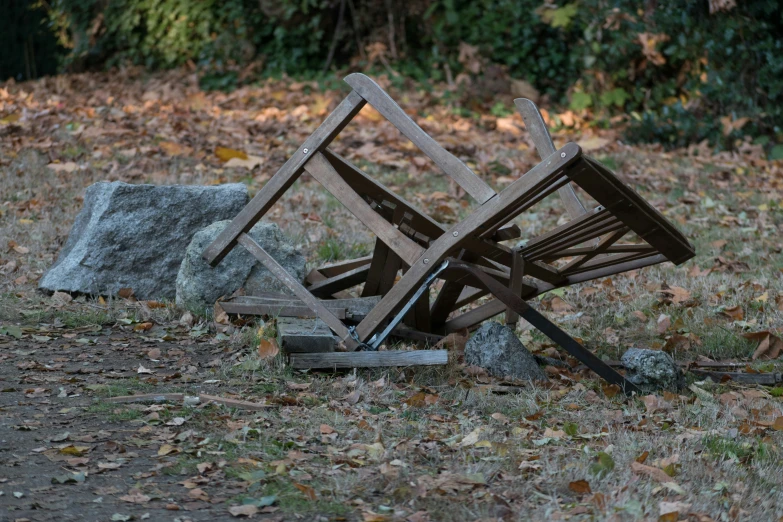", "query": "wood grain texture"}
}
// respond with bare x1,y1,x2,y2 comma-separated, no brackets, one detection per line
514,97,587,220
345,73,496,204
202,91,365,265
305,152,424,266
288,350,448,369
307,264,371,298
237,233,356,349
352,143,583,342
